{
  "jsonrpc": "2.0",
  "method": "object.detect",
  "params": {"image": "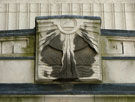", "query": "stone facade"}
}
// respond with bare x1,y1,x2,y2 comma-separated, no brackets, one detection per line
0,0,135,102
0,2,135,30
